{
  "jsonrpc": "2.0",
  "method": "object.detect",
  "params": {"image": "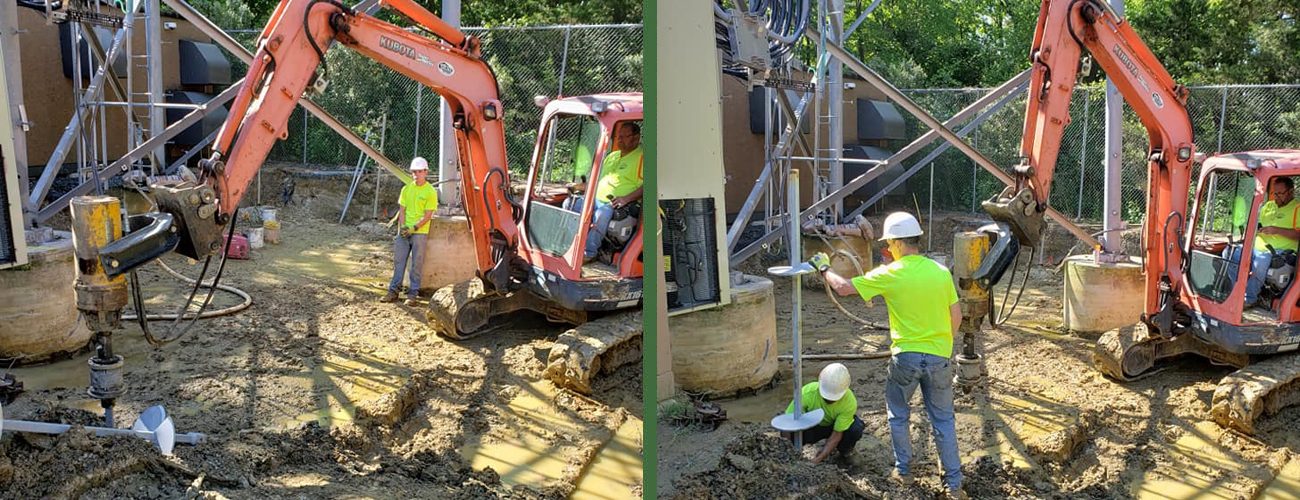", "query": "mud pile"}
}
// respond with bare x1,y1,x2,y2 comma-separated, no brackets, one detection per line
669,428,871,499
